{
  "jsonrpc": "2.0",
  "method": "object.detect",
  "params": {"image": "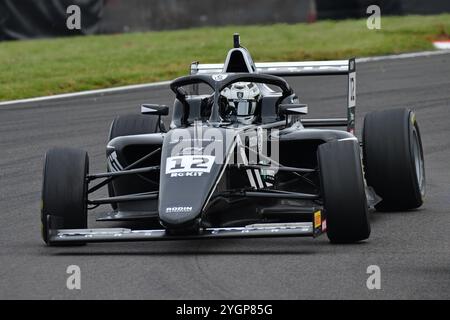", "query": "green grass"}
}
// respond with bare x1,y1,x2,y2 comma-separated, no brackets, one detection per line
1,14,449,101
